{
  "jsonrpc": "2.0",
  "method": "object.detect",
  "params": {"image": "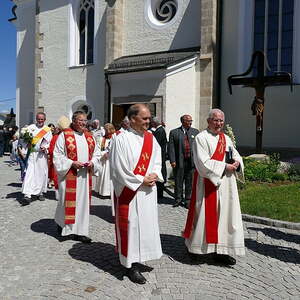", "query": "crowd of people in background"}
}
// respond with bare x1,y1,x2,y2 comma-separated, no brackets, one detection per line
0,124,19,158
0,105,245,284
